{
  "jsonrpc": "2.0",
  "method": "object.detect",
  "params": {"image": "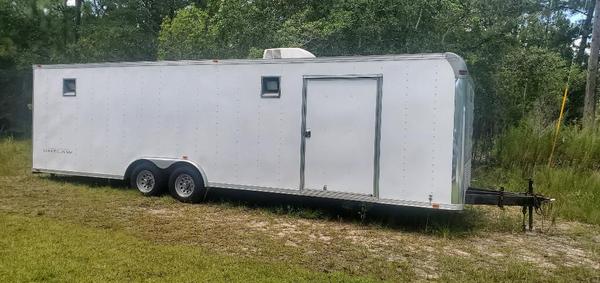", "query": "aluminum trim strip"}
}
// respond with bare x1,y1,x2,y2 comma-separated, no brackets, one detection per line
303,74,384,79
32,168,123,180
299,77,308,191
29,169,462,210
209,182,463,210
373,77,383,198
33,54,448,70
